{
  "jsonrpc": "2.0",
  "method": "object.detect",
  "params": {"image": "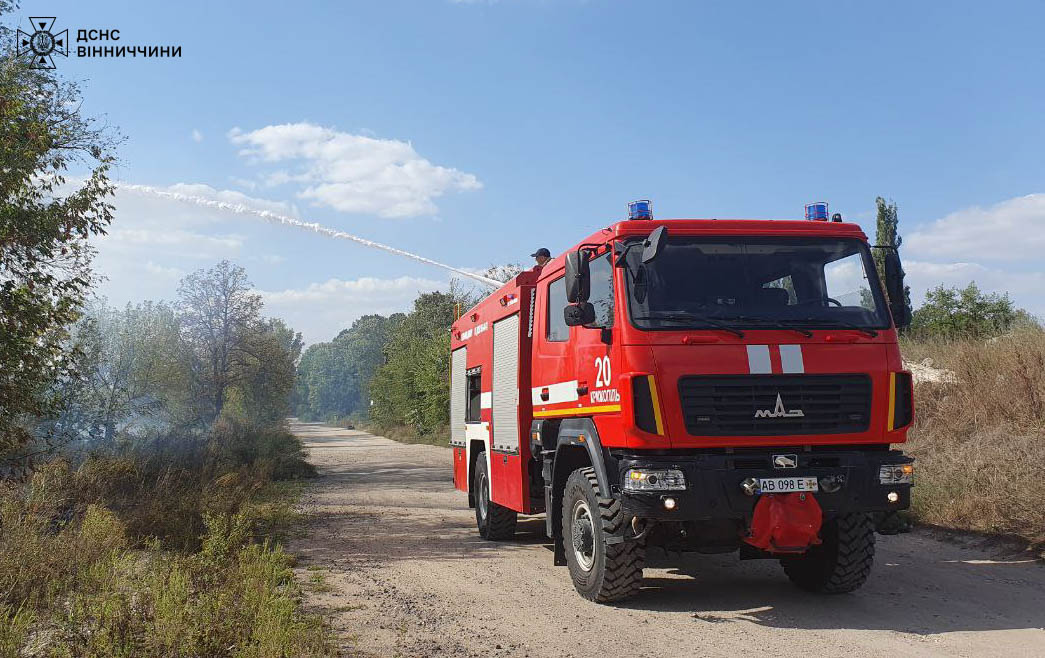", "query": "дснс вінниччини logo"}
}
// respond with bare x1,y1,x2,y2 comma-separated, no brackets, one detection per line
17,17,69,69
